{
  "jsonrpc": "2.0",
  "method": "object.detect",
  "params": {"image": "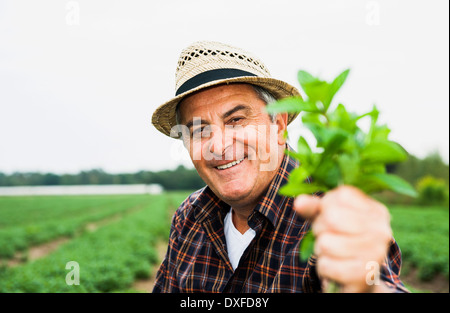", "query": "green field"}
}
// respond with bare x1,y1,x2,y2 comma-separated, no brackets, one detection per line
0,195,157,258
0,192,189,292
0,193,448,292
389,205,449,287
